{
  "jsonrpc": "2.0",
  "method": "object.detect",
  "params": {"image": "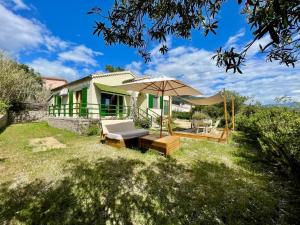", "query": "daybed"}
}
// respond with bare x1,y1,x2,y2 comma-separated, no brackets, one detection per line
101,120,149,148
